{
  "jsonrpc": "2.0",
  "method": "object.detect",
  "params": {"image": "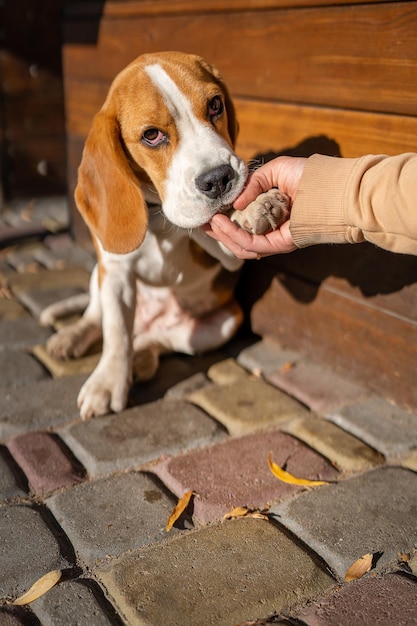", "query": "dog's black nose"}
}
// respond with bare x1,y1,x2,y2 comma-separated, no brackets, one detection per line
195,164,235,199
